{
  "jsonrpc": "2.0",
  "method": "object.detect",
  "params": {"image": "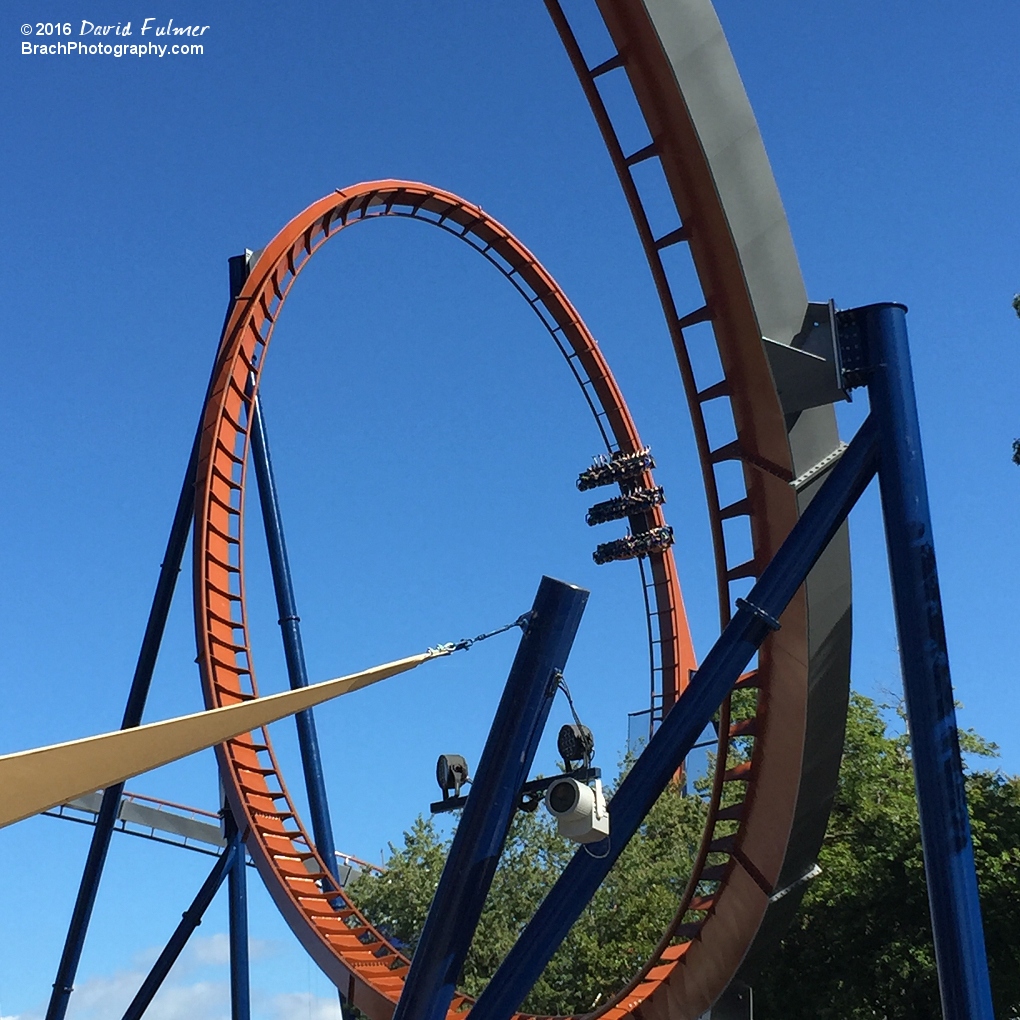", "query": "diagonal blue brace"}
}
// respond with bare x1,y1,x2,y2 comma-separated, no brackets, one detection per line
391,576,589,1020
46,251,274,1020
46,415,204,1020
249,393,340,885
120,828,241,1020
467,416,880,1020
